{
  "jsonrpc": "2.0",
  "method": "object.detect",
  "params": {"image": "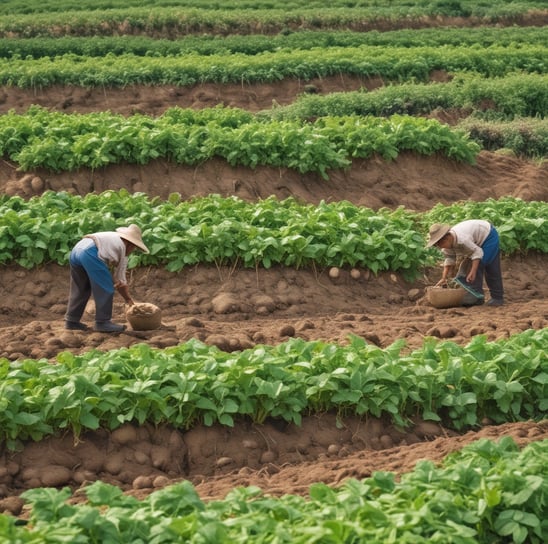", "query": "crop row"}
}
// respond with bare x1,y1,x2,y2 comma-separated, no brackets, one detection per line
457,117,548,158
0,44,545,89
1,192,546,273
2,437,545,543
0,329,546,450
1,26,546,59
1,2,546,37
5,0,547,16
264,73,548,158
0,107,480,175
268,73,548,120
